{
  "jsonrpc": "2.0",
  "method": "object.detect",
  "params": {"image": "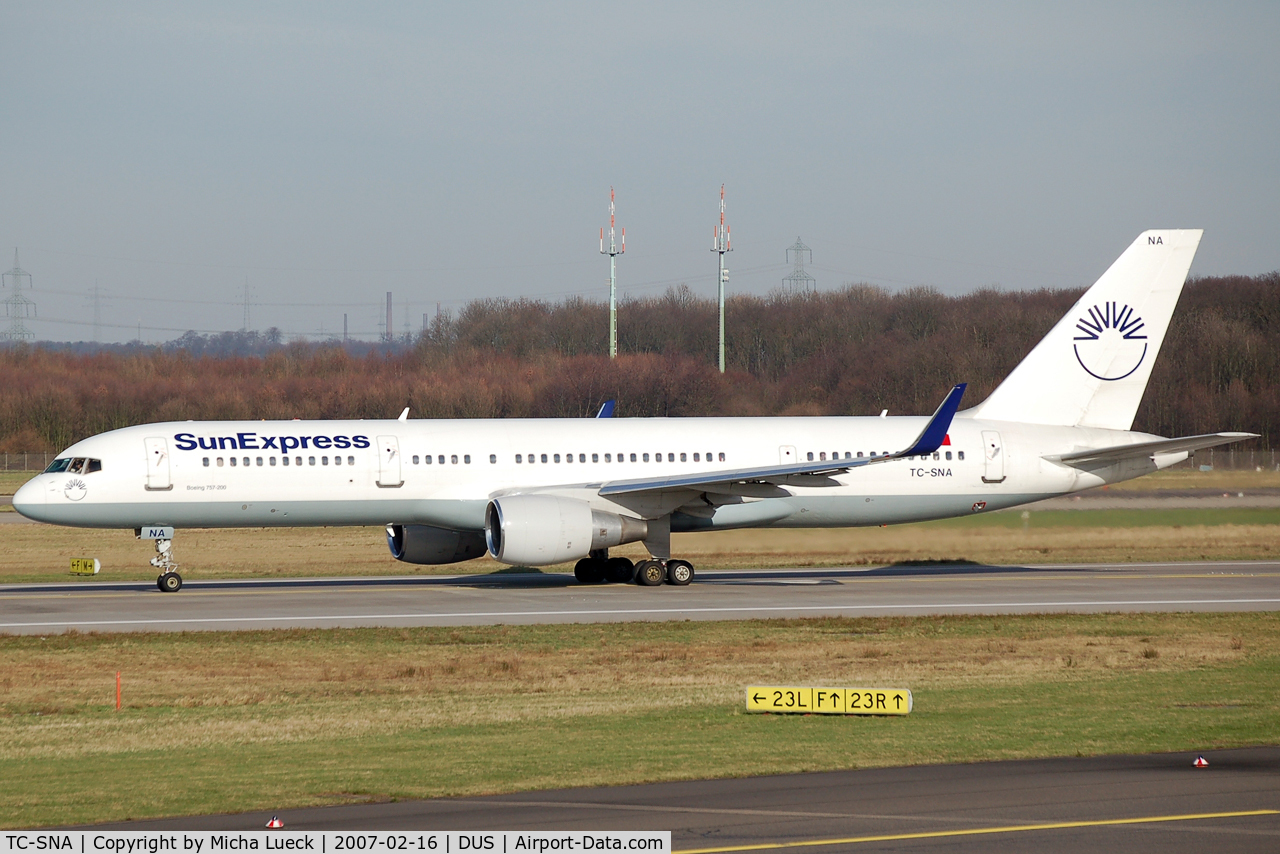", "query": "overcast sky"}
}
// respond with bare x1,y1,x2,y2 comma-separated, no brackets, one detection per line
2,2,1277,343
